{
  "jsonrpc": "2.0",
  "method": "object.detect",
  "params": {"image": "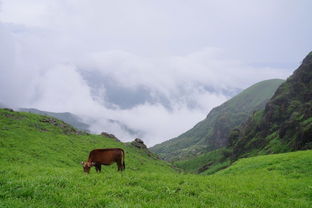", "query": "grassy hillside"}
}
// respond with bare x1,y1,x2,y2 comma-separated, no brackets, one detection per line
216,150,312,176
1,108,312,207
151,79,284,161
